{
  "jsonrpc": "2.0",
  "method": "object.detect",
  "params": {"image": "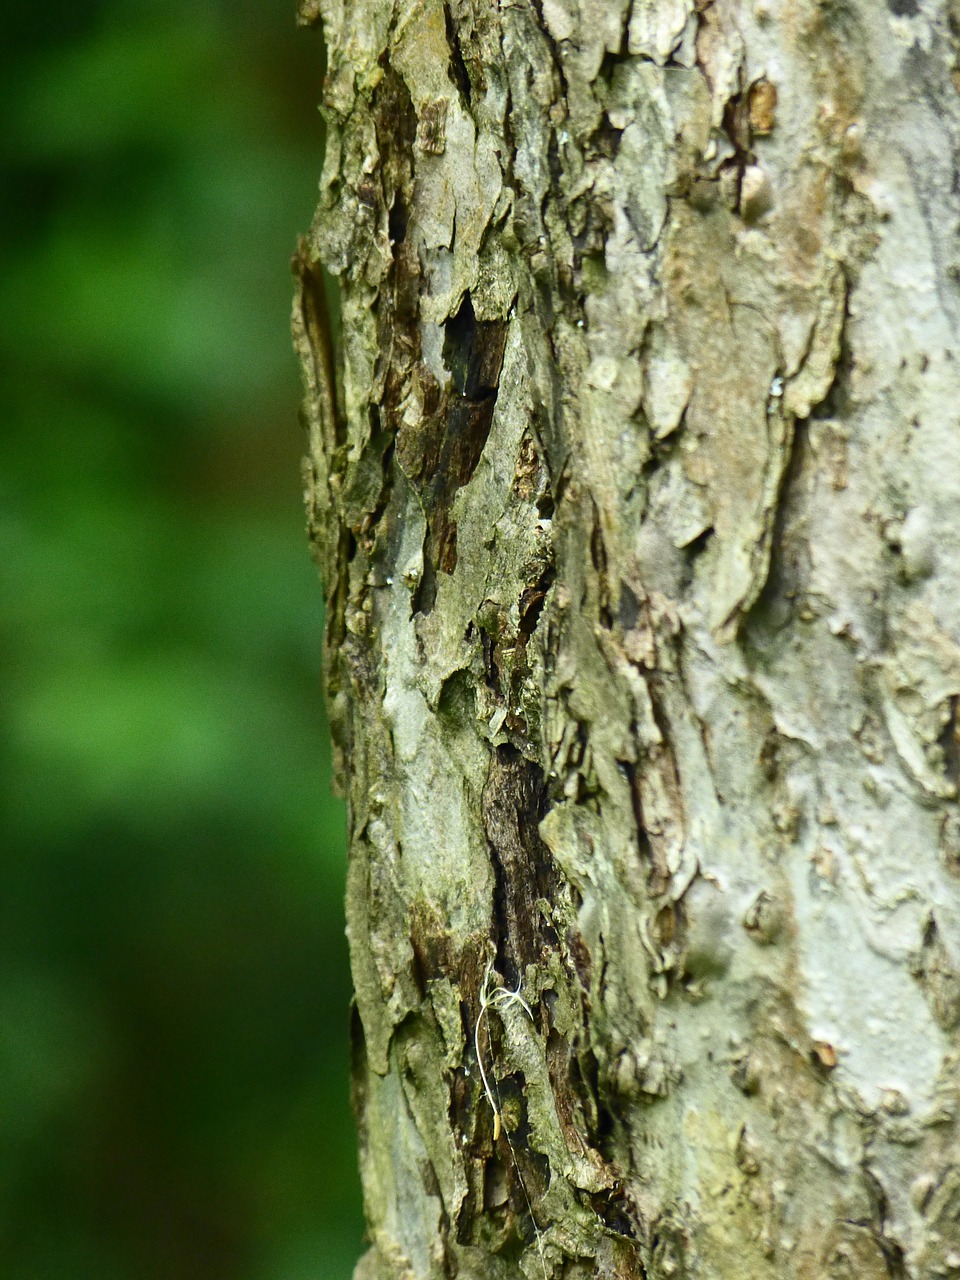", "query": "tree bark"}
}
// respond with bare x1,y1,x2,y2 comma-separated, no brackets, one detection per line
293,0,960,1274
